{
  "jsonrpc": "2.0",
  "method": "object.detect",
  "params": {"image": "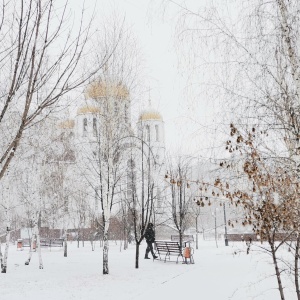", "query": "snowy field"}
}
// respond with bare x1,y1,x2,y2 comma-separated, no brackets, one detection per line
0,240,296,300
